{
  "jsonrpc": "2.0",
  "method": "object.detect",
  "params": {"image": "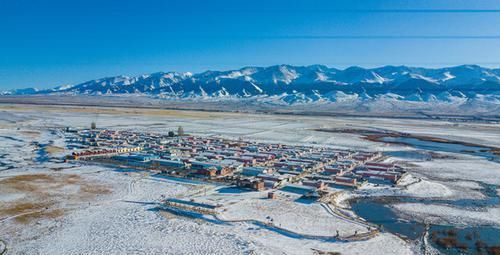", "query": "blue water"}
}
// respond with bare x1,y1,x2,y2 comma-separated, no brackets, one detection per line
35,143,50,163
351,199,425,239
